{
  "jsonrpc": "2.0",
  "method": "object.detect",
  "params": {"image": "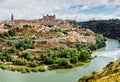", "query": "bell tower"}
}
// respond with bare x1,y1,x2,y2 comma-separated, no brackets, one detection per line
11,13,14,22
